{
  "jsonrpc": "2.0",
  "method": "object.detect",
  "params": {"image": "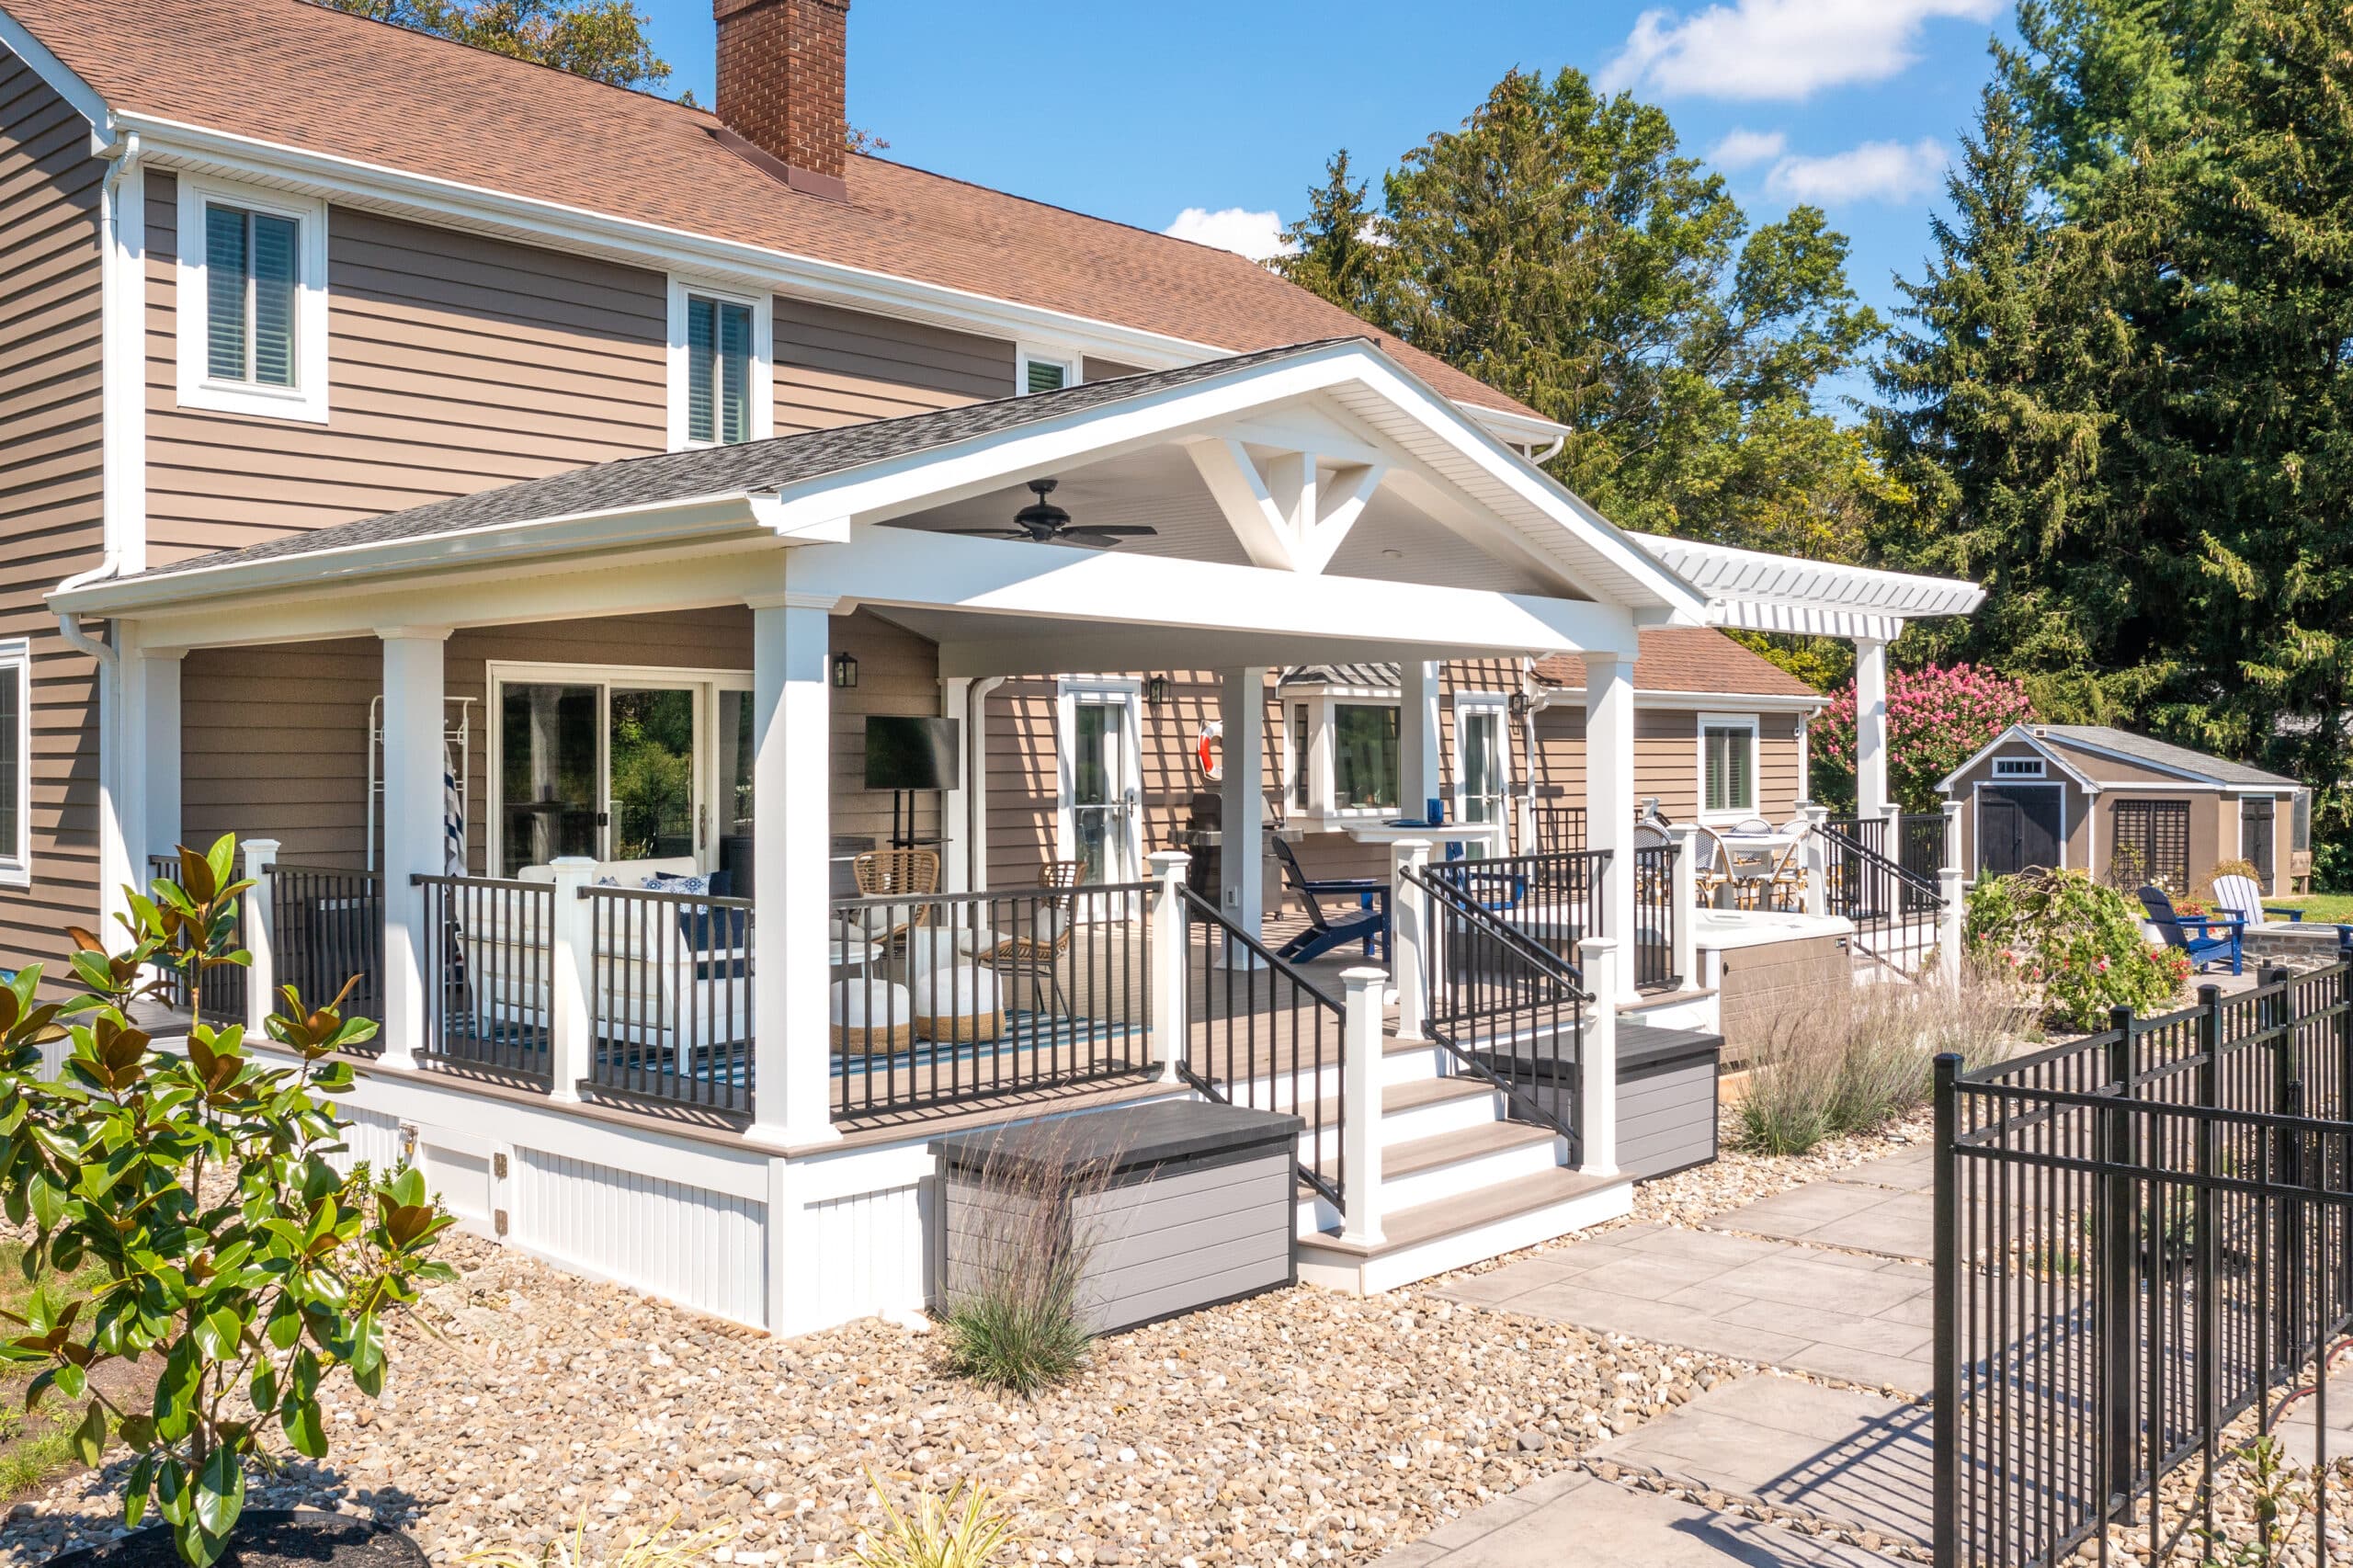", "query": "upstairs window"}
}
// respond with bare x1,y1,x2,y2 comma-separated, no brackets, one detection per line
1700,716,1758,818
666,278,772,450
0,640,27,886
176,178,329,423
1017,348,1077,395
687,294,753,445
